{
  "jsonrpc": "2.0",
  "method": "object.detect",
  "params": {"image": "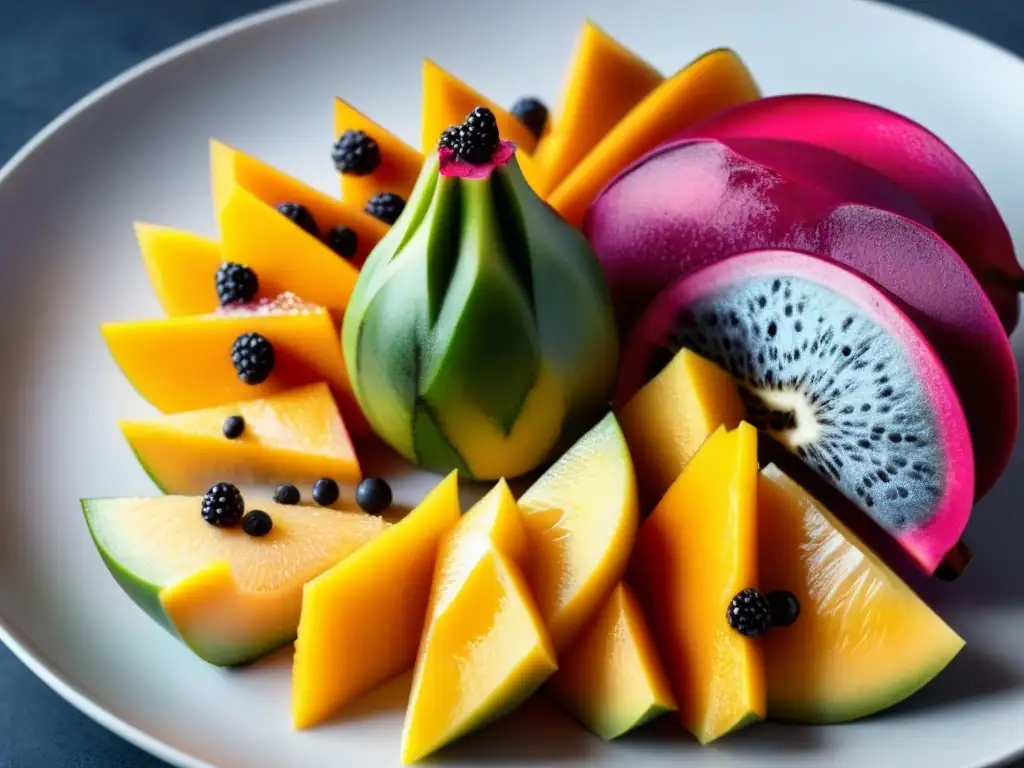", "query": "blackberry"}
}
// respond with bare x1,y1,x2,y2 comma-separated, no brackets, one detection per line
365,192,406,225
222,415,245,439
273,483,300,505
510,97,548,139
767,590,801,628
312,477,340,507
231,332,275,385
241,509,273,537
458,106,499,164
356,477,392,515
276,202,319,237
201,482,244,527
438,124,462,152
325,225,358,259
726,588,771,637
331,129,380,176
215,262,259,306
